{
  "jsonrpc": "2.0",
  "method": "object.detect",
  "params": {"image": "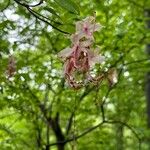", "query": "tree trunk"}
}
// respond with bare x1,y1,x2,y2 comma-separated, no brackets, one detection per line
145,8,150,128
145,8,150,149
48,113,65,150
